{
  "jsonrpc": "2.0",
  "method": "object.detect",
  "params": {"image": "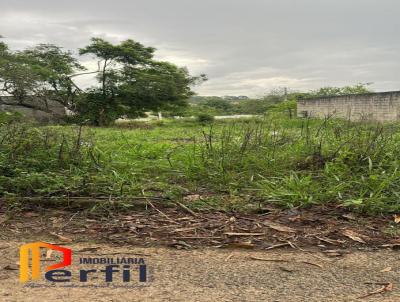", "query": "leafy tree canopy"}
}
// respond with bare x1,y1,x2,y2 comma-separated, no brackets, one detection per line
0,37,206,124
306,83,373,98
0,42,85,109
76,38,206,125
